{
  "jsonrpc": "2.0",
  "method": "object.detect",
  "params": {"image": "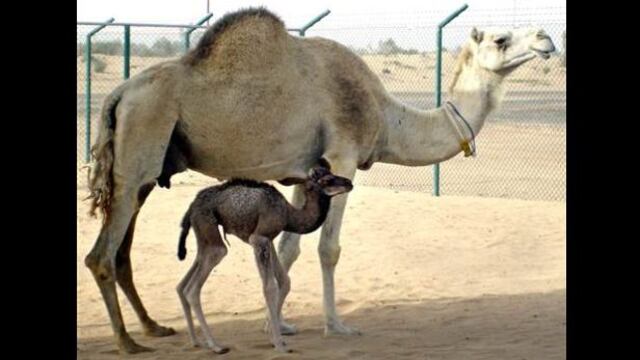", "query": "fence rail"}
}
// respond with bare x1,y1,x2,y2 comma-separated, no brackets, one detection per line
77,8,565,201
